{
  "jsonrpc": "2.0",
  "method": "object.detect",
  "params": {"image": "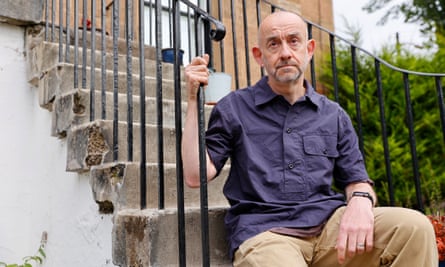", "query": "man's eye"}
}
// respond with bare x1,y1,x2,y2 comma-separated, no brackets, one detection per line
289,38,300,47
